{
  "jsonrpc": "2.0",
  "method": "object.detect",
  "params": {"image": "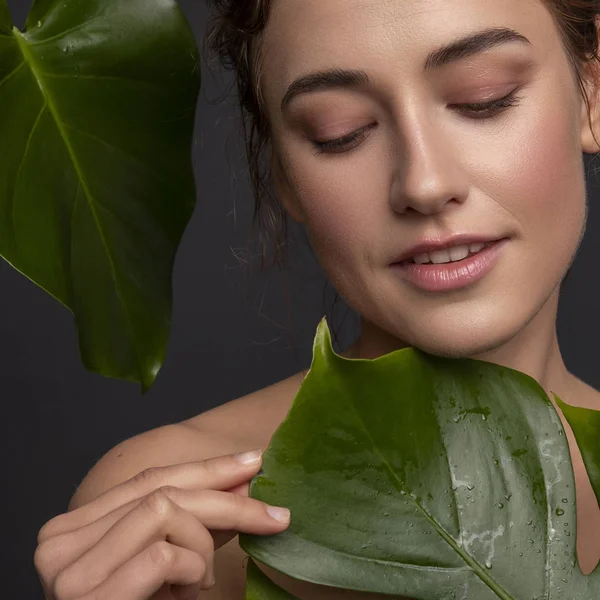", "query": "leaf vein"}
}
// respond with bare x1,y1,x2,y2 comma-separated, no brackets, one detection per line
343,396,514,600
0,59,25,90
62,122,180,180
289,531,473,572
25,17,105,47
